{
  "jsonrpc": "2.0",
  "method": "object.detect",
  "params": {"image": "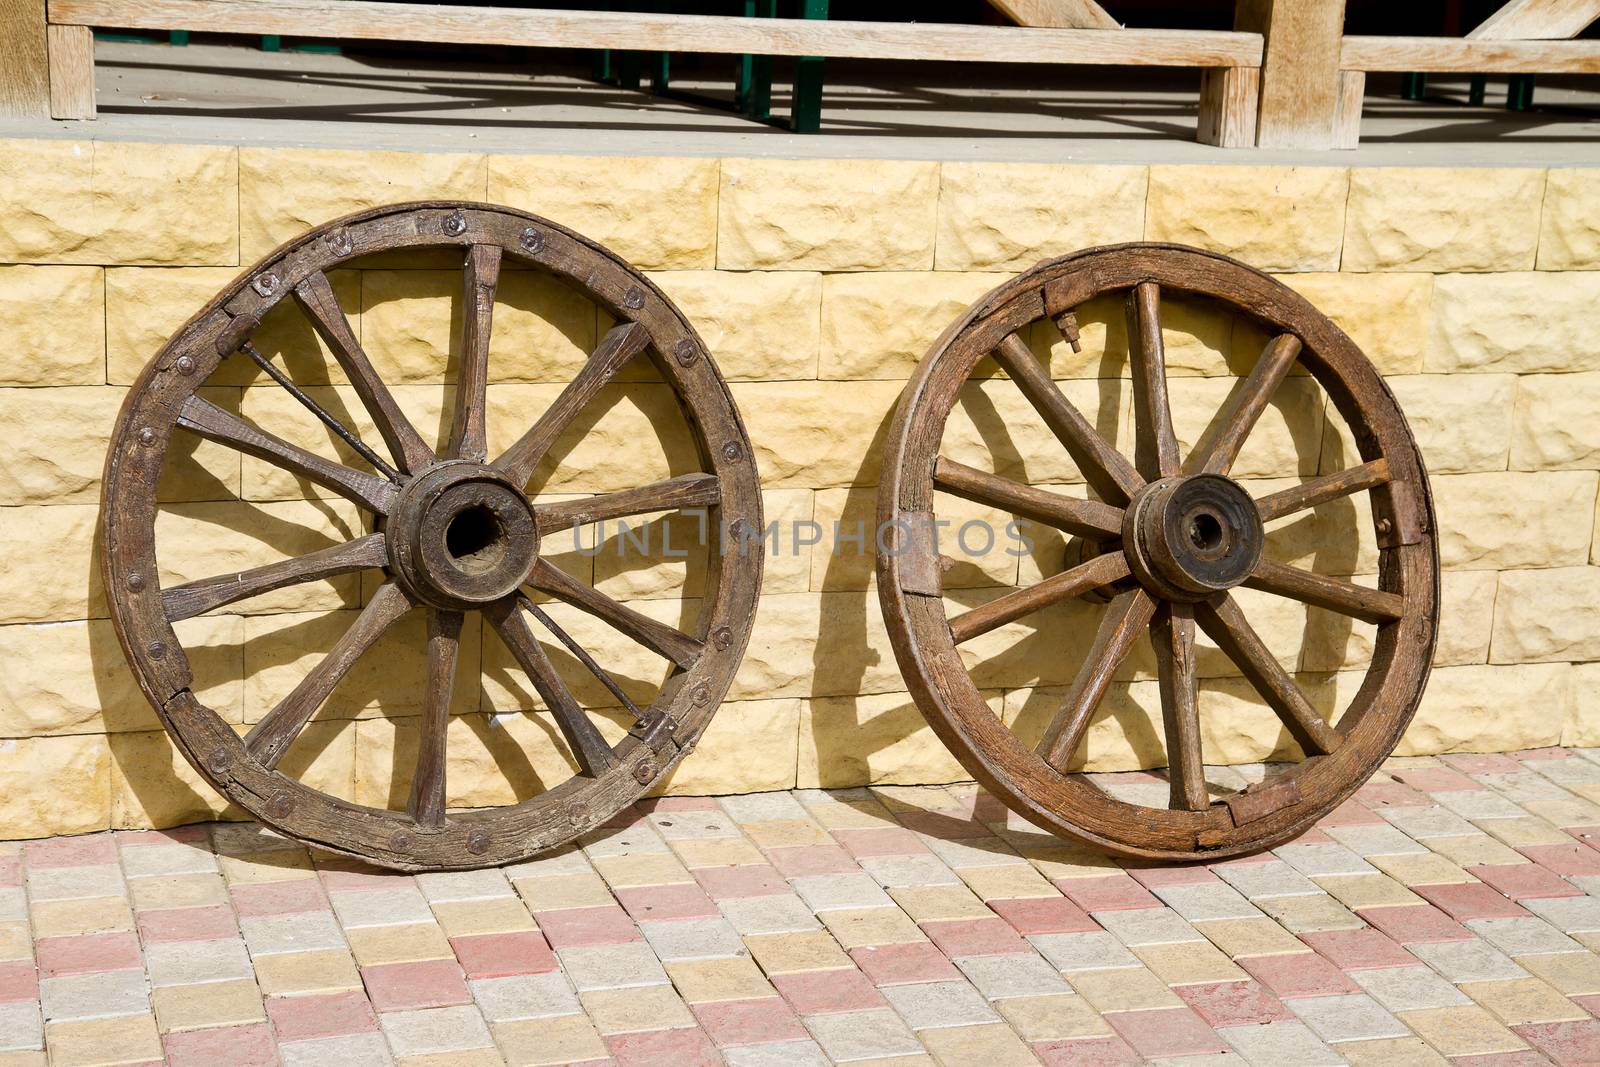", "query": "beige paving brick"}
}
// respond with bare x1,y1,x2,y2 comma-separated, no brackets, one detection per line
28,898,133,939
1067,967,1184,1012
1336,1036,1450,1067
1425,835,1528,869
42,1014,162,1067
1459,977,1588,1026
821,907,927,950
888,886,993,924
150,978,266,1032
665,956,775,1003
513,874,615,912
996,993,1112,1041
346,923,454,966
667,837,767,869
741,820,831,850
918,1021,1039,1067
1397,1005,1529,1056
1132,941,1248,985
743,931,853,975
956,865,1058,901
494,1014,609,1066
430,898,537,938
128,873,228,912
579,984,694,1034
1314,874,1424,910
1194,918,1313,959
1516,951,1600,996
